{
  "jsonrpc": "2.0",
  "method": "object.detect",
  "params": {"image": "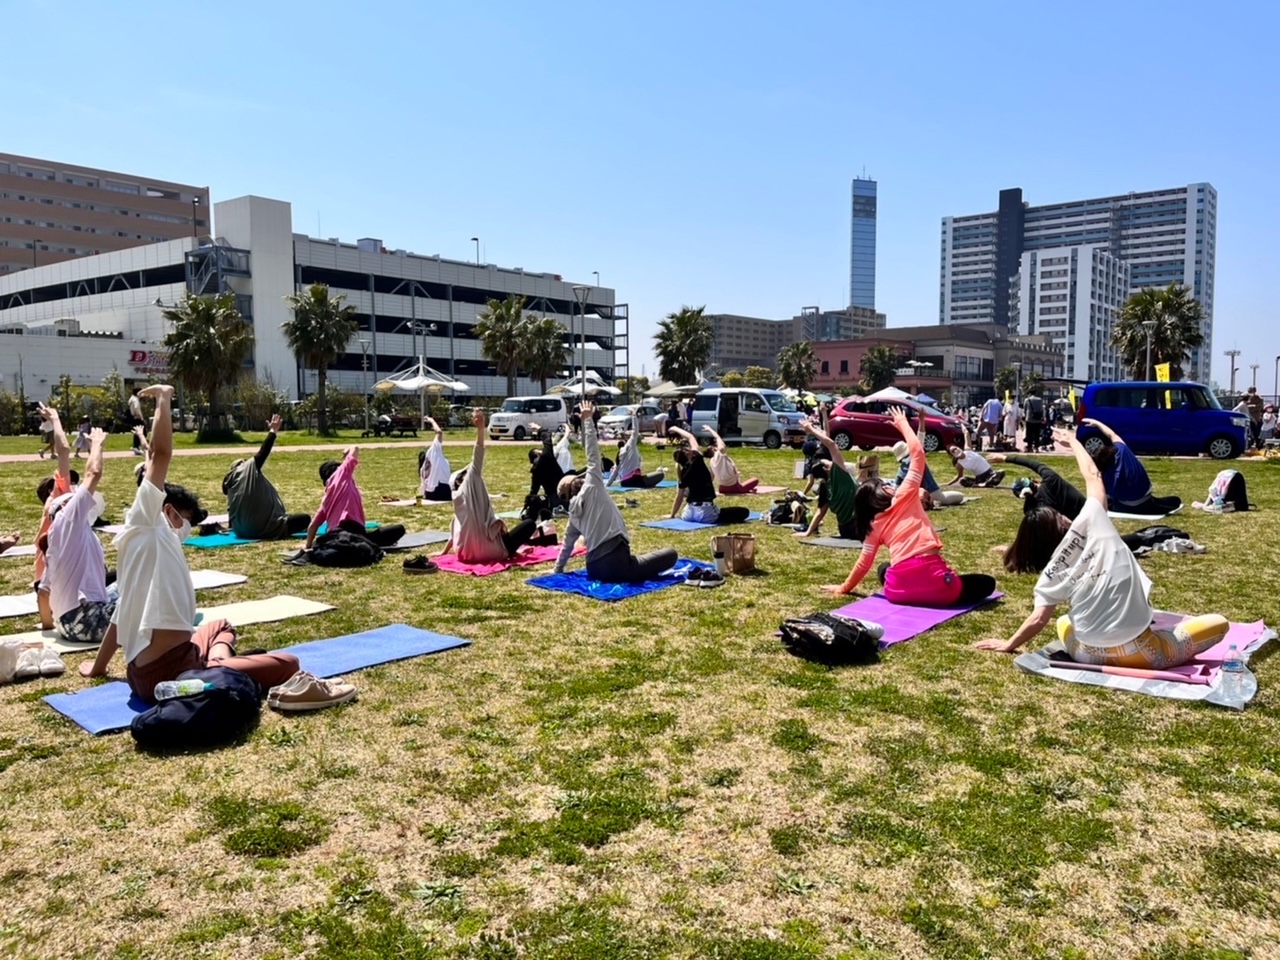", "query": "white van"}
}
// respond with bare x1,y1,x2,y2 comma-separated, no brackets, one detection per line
688,388,805,449
488,395,569,441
